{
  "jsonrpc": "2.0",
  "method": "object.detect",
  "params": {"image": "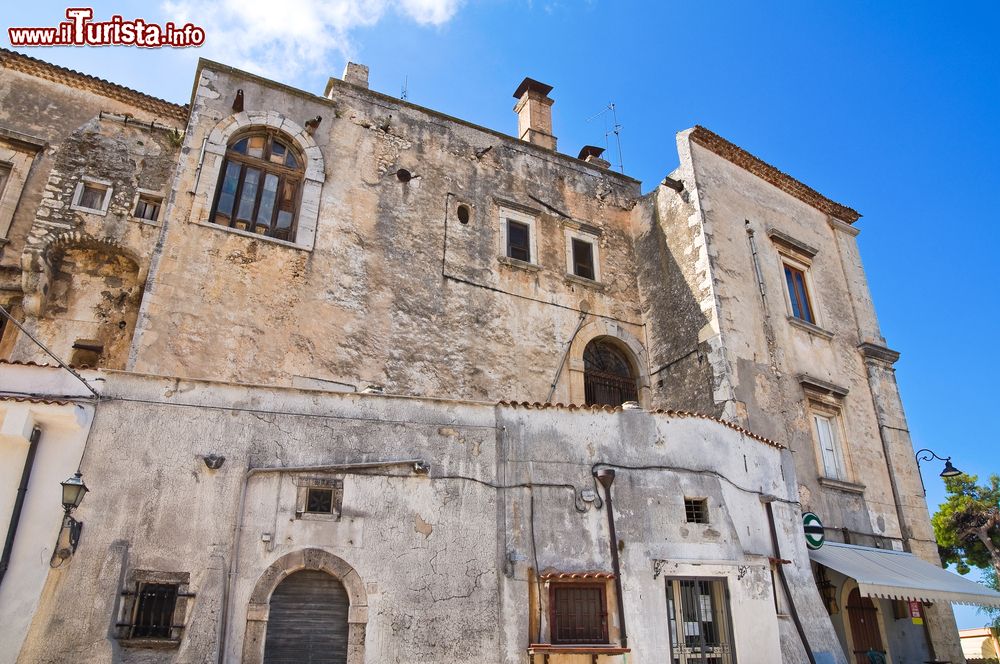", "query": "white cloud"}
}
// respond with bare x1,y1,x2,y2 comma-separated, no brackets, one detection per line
161,0,462,80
